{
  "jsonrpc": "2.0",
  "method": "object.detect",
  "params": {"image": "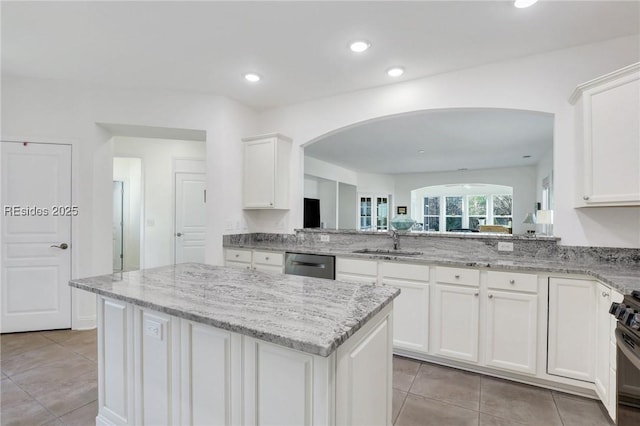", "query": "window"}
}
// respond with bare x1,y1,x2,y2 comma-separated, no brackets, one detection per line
376,196,389,231
467,195,487,230
423,197,440,231
445,196,463,231
359,196,372,231
492,194,513,226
